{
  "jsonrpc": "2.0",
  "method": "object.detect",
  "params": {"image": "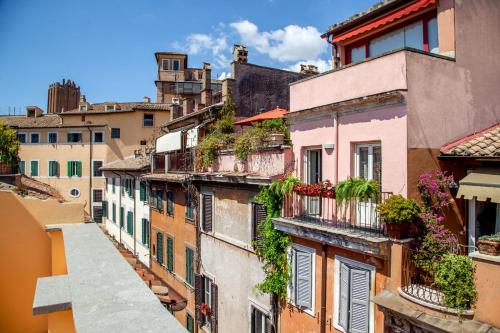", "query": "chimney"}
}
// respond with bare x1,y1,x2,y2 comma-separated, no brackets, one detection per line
143,96,151,103
299,64,319,75
80,95,86,103
201,62,212,107
26,106,43,118
232,44,248,63
182,98,194,116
